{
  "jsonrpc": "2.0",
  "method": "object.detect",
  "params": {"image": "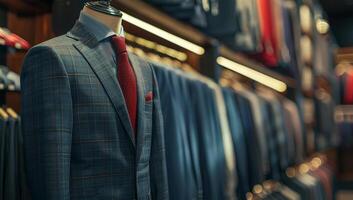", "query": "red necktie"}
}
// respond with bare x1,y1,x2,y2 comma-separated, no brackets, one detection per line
111,36,138,135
